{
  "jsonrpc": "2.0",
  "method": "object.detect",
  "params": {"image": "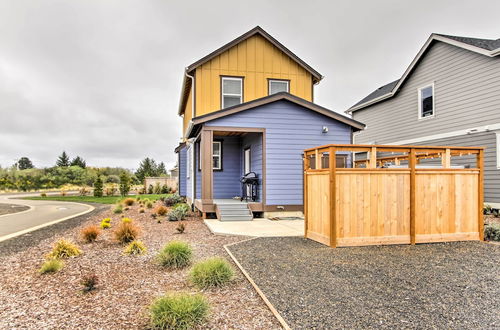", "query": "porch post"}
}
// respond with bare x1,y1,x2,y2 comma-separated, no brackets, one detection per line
200,128,213,209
